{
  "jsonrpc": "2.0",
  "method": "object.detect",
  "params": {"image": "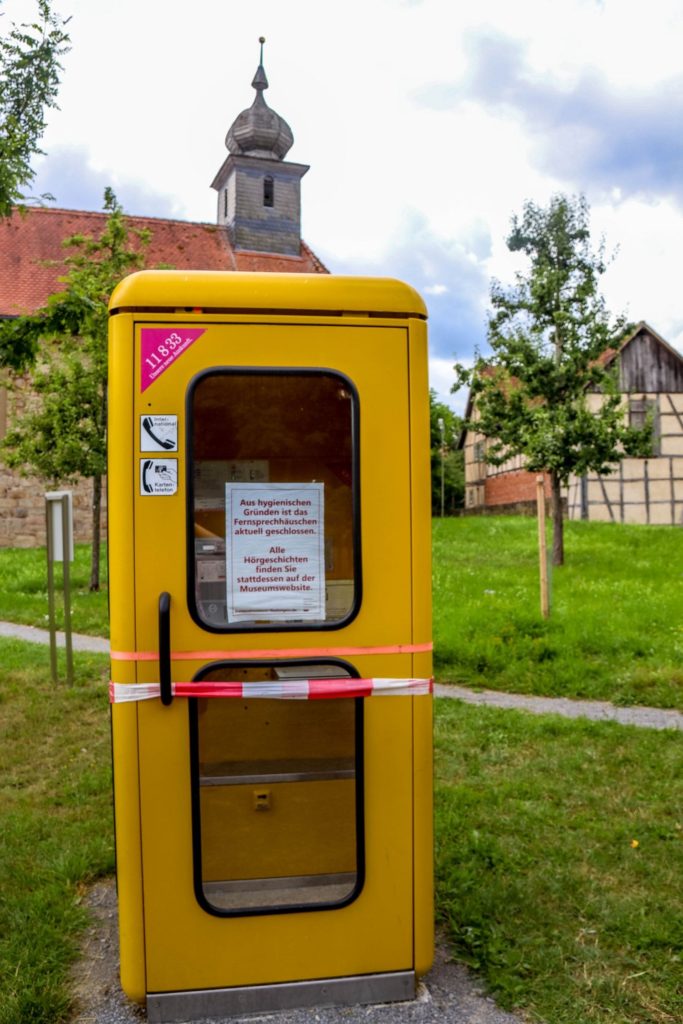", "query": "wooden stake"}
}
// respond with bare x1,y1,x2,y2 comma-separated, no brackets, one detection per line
536,475,550,619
